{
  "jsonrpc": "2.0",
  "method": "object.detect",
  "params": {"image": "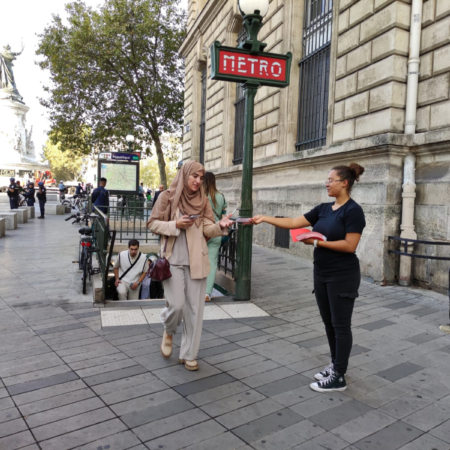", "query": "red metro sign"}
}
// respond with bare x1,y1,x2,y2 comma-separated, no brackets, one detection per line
210,42,292,88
